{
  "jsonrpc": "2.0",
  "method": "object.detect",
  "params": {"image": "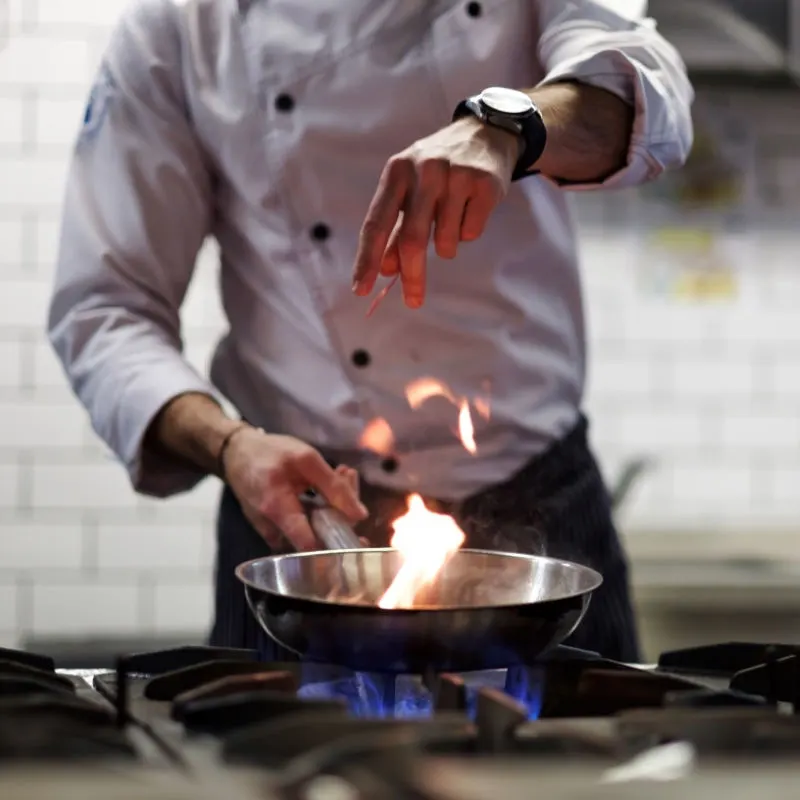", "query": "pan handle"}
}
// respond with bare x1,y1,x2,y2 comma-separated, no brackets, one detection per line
300,493,363,550
308,507,363,550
